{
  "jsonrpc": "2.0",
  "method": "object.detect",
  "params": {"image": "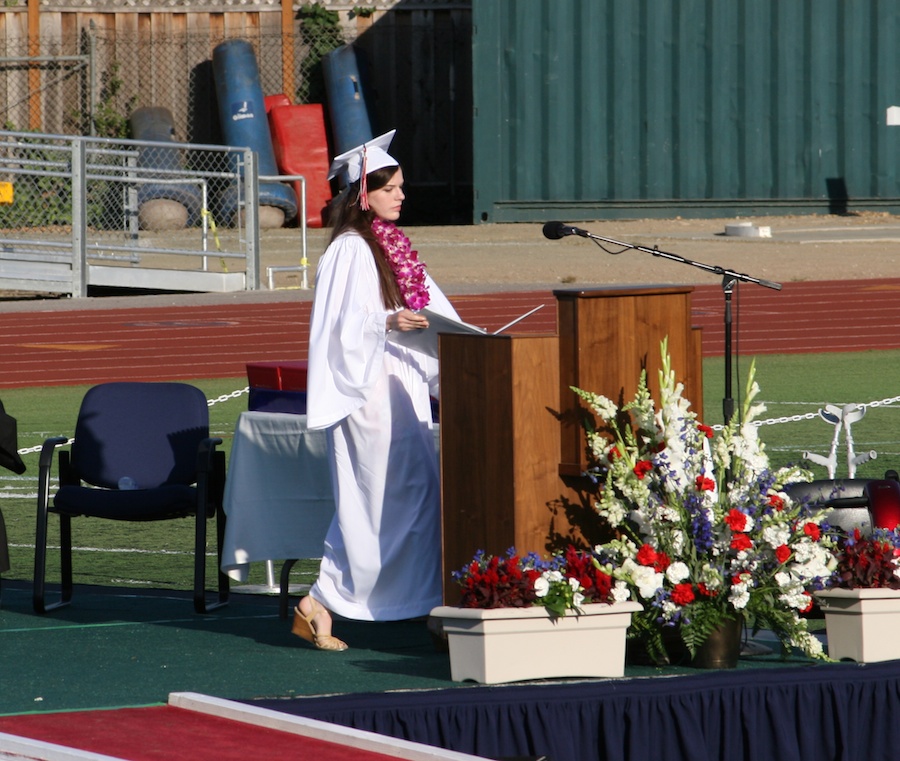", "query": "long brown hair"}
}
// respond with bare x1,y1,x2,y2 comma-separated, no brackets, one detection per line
328,166,404,310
